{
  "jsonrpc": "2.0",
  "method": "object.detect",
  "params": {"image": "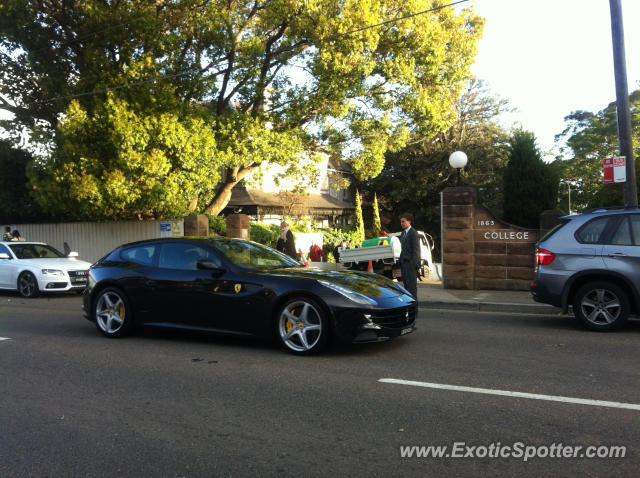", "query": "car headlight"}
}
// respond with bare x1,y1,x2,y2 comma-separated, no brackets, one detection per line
41,269,64,276
317,280,377,305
